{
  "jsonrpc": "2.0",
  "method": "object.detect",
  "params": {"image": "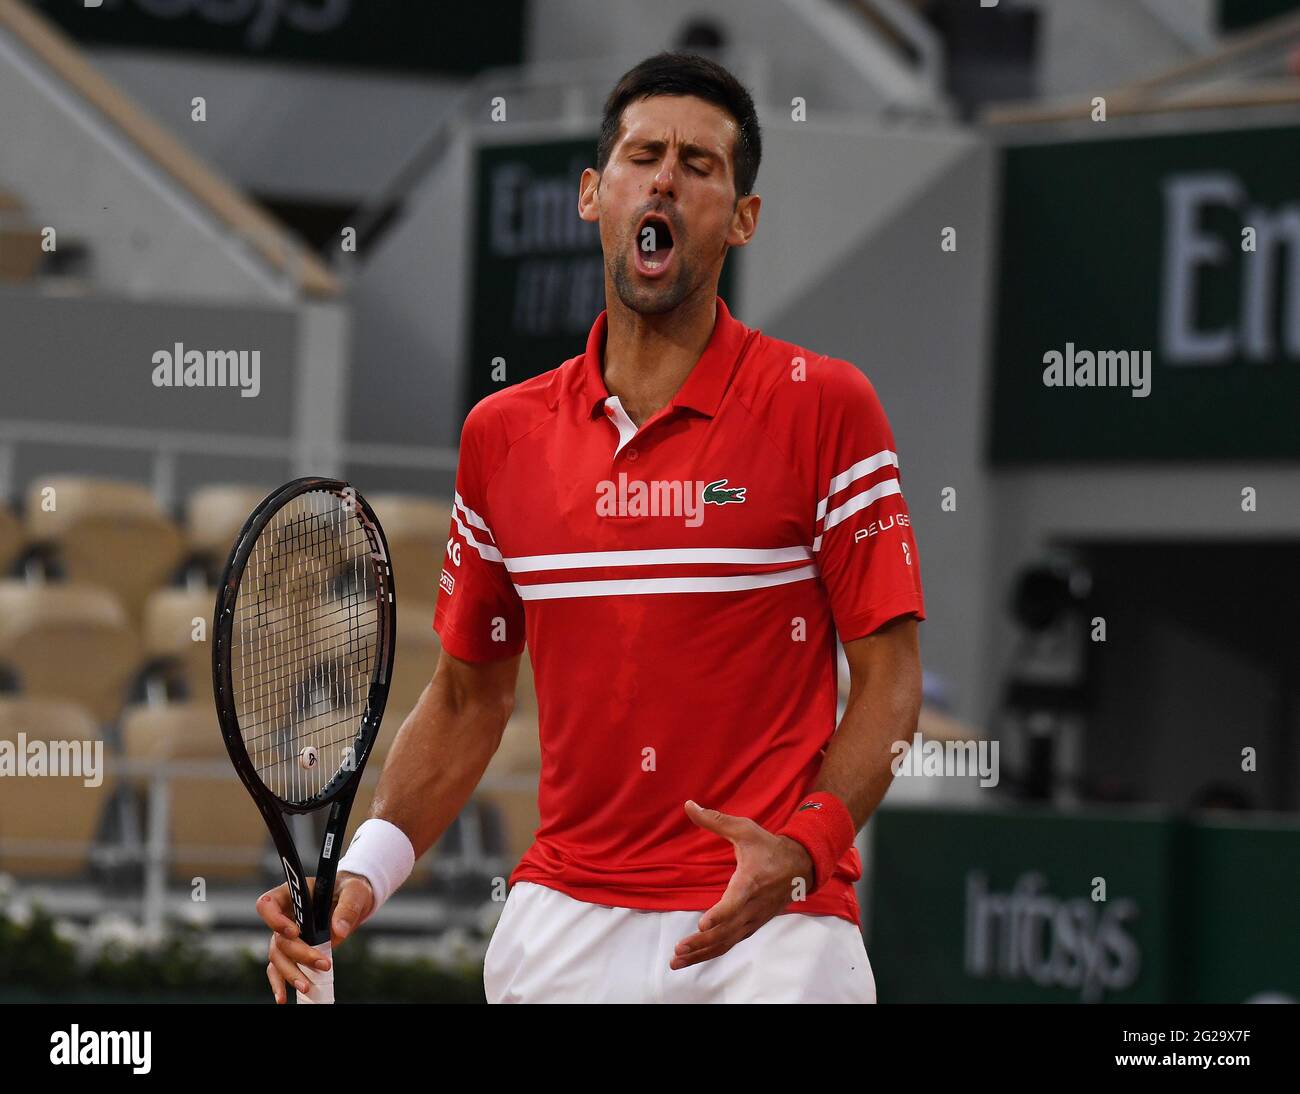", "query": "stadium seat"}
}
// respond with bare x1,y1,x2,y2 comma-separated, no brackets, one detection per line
342,775,382,854
368,493,454,604
341,680,541,877
120,702,269,883
24,476,185,624
384,617,536,737
514,648,538,716
0,189,45,283
334,608,434,873
0,502,23,574
488,712,541,776
0,696,115,877
478,713,541,864
384,604,440,740
142,586,216,703
341,769,444,890
185,484,271,572
0,580,140,723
